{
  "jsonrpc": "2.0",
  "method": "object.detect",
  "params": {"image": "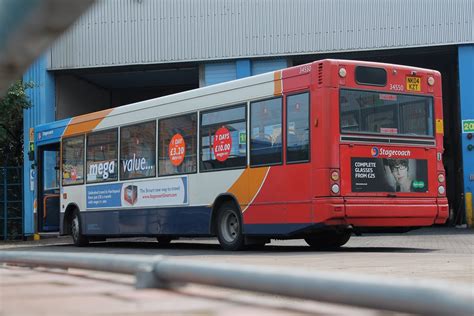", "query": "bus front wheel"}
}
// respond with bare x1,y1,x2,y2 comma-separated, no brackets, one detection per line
304,230,351,250
216,202,245,251
71,211,89,247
